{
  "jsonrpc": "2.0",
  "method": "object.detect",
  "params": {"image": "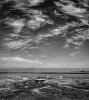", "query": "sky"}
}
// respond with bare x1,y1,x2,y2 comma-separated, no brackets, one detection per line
0,0,89,68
